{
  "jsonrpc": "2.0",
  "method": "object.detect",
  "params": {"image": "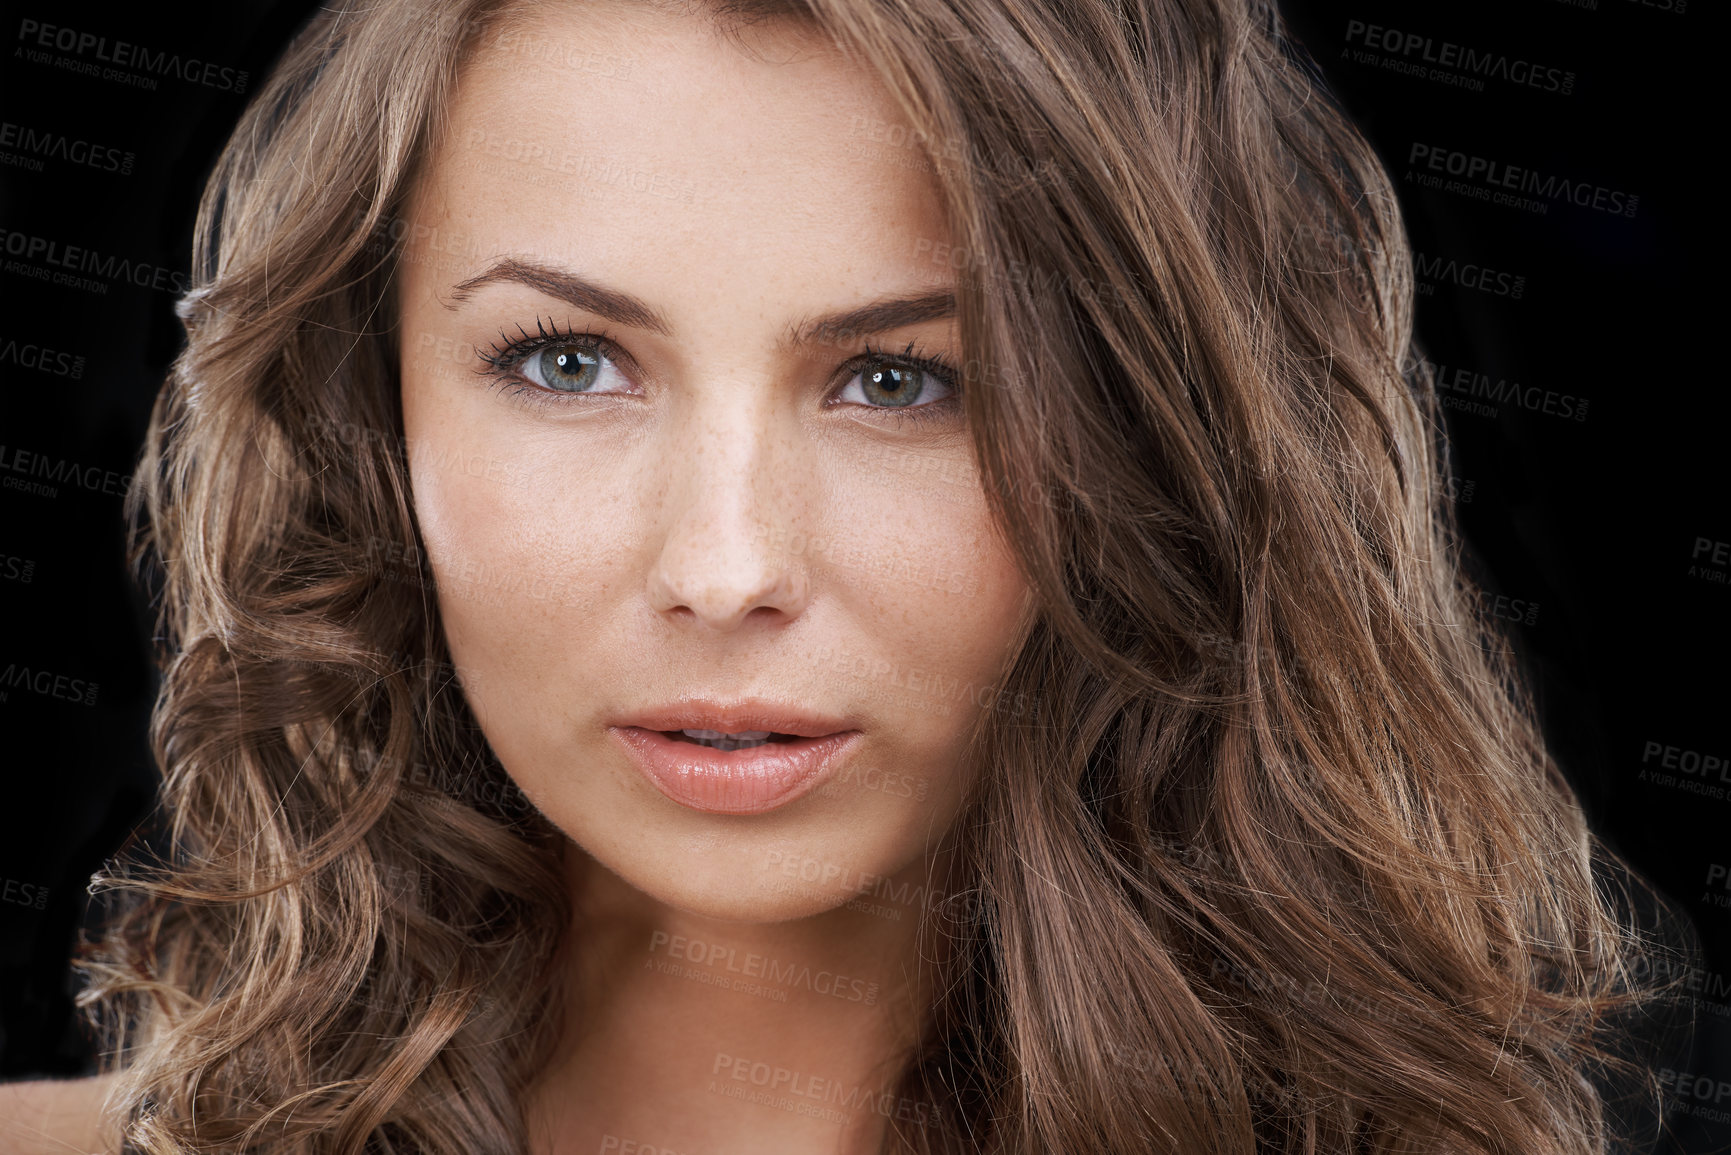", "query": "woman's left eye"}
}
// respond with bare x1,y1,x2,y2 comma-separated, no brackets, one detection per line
833,354,957,413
